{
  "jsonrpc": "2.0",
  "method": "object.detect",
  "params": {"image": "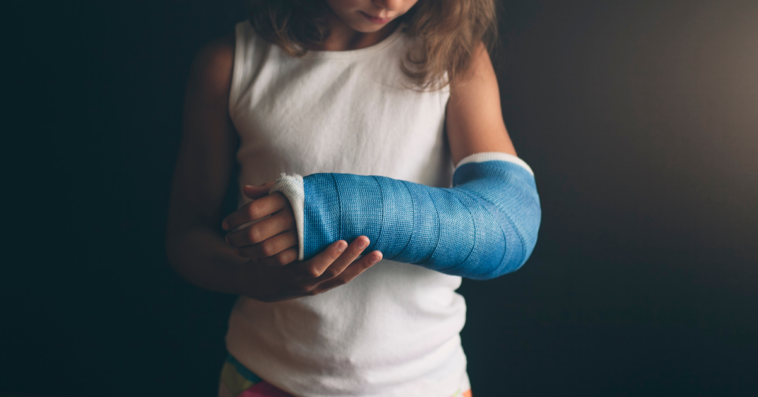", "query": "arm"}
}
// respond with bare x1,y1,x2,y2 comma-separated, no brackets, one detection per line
166,34,246,294
445,43,517,165
166,35,381,301
263,44,540,280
